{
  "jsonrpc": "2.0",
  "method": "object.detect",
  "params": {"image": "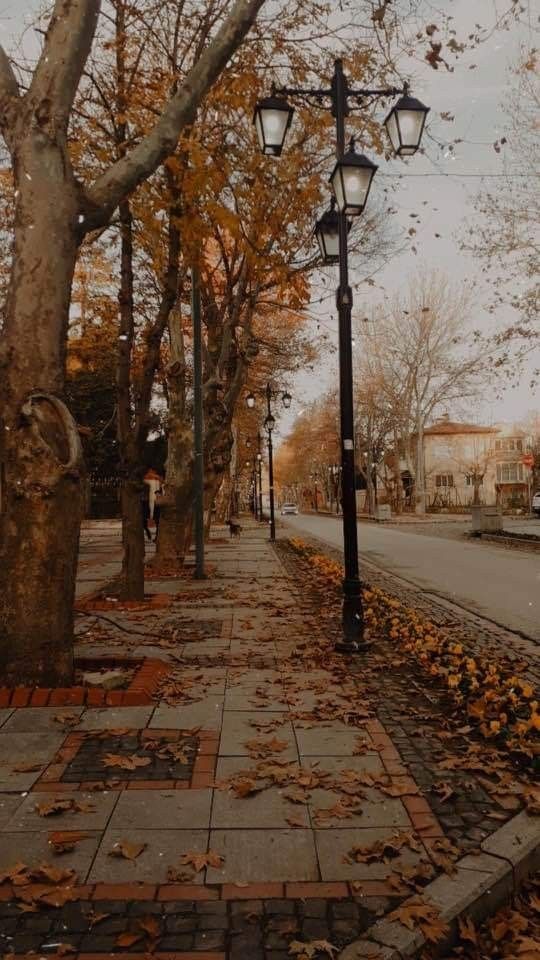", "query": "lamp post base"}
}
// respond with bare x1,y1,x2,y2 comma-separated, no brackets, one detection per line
335,576,366,653
335,637,371,654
